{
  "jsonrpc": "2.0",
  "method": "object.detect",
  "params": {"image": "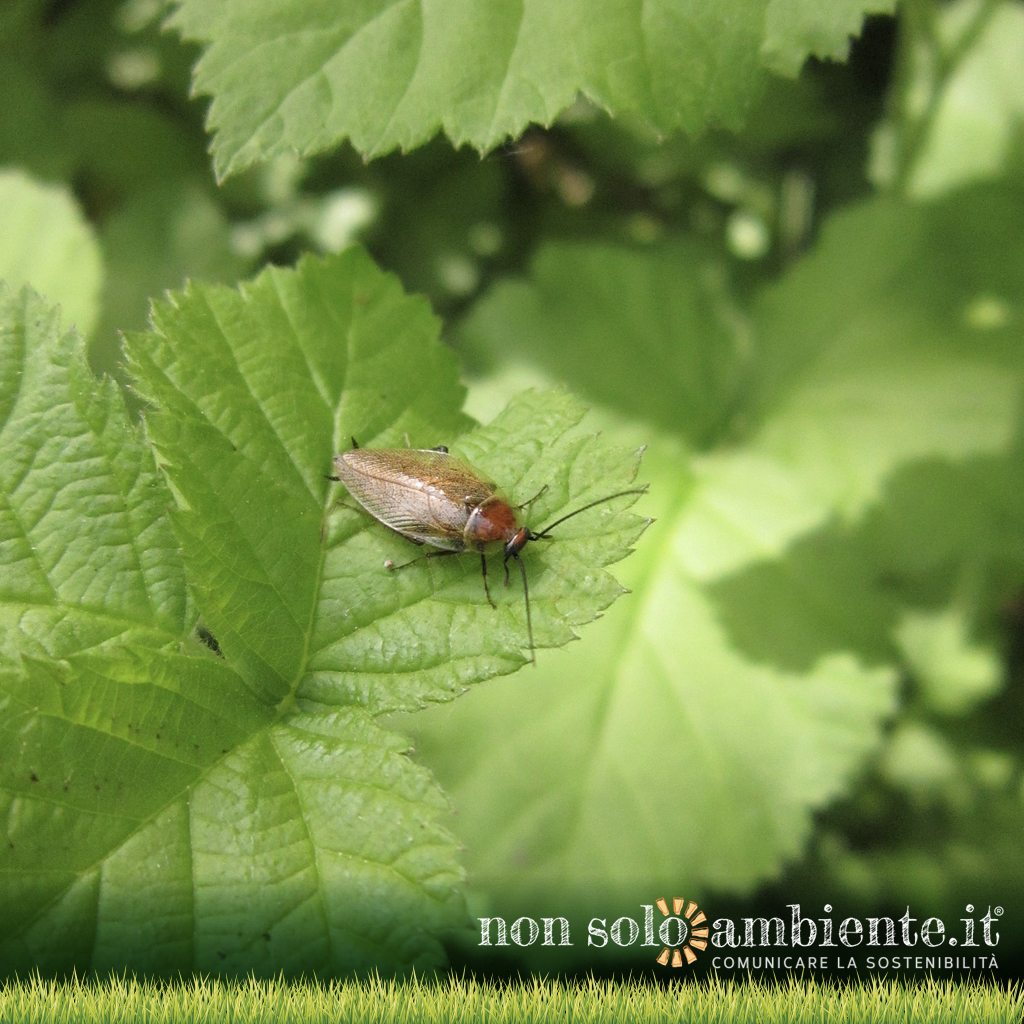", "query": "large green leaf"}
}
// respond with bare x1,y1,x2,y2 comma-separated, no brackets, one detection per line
398,189,1024,958
170,0,889,177
0,282,470,974
1,658,464,976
